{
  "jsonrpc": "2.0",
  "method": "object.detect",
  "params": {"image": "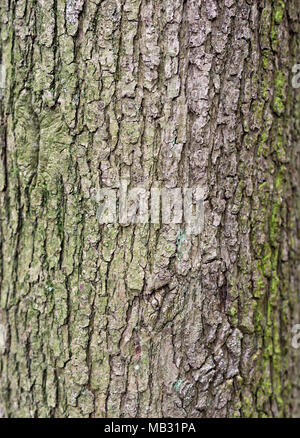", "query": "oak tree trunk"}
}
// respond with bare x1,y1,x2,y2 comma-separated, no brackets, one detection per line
0,0,299,418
